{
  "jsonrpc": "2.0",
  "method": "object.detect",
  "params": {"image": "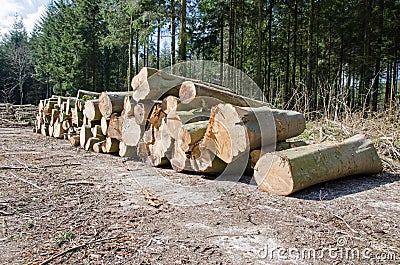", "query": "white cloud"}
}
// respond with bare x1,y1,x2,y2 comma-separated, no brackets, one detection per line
0,0,48,36
24,4,46,34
